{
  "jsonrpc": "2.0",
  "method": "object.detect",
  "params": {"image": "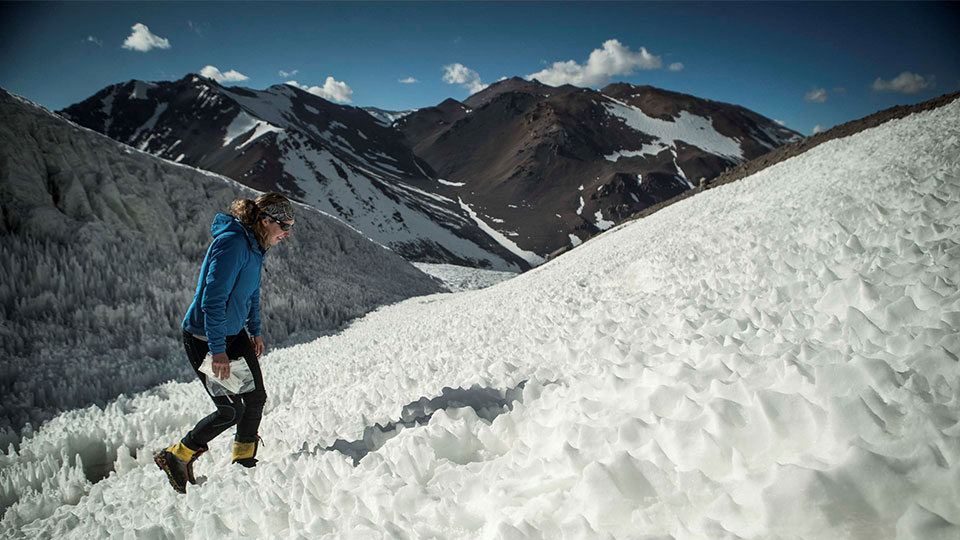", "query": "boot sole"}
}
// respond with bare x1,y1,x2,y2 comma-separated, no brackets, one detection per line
154,452,187,494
